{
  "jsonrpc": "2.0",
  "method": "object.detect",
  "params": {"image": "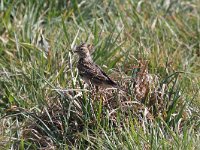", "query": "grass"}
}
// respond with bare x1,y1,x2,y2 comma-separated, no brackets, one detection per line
0,0,200,149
